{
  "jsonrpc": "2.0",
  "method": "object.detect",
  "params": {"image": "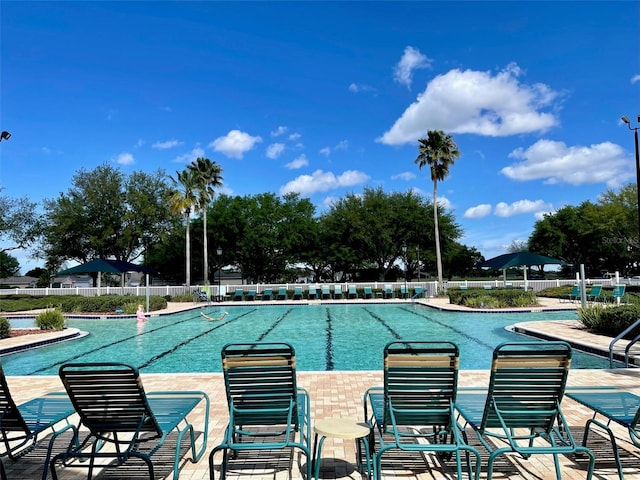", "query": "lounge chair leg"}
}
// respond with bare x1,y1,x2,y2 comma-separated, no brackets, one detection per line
582,418,623,480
